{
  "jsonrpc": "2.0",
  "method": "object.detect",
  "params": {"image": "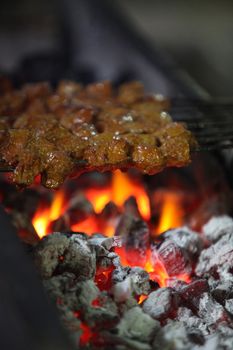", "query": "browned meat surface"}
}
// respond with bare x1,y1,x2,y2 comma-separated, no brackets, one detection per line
0,80,196,188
